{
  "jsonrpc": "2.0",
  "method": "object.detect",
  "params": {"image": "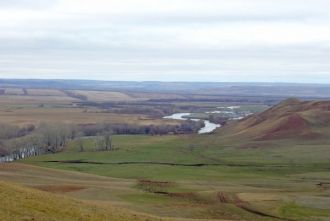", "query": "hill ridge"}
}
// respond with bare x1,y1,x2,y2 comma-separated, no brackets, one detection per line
224,98,330,140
